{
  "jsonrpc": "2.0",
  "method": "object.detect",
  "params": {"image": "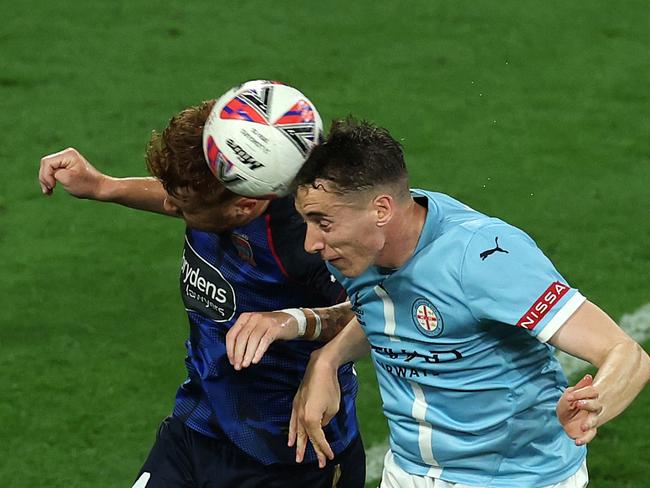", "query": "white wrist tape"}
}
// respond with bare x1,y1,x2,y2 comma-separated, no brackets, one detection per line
282,308,307,337
311,309,322,340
